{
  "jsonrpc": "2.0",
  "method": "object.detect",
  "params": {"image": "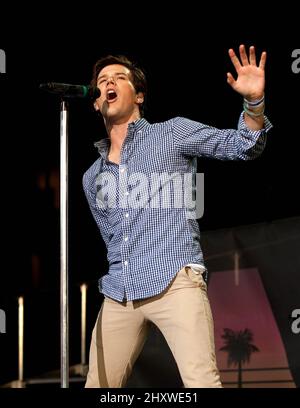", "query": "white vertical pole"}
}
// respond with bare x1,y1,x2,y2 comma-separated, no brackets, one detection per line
60,100,69,388
80,284,87,366
18,296,24,384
